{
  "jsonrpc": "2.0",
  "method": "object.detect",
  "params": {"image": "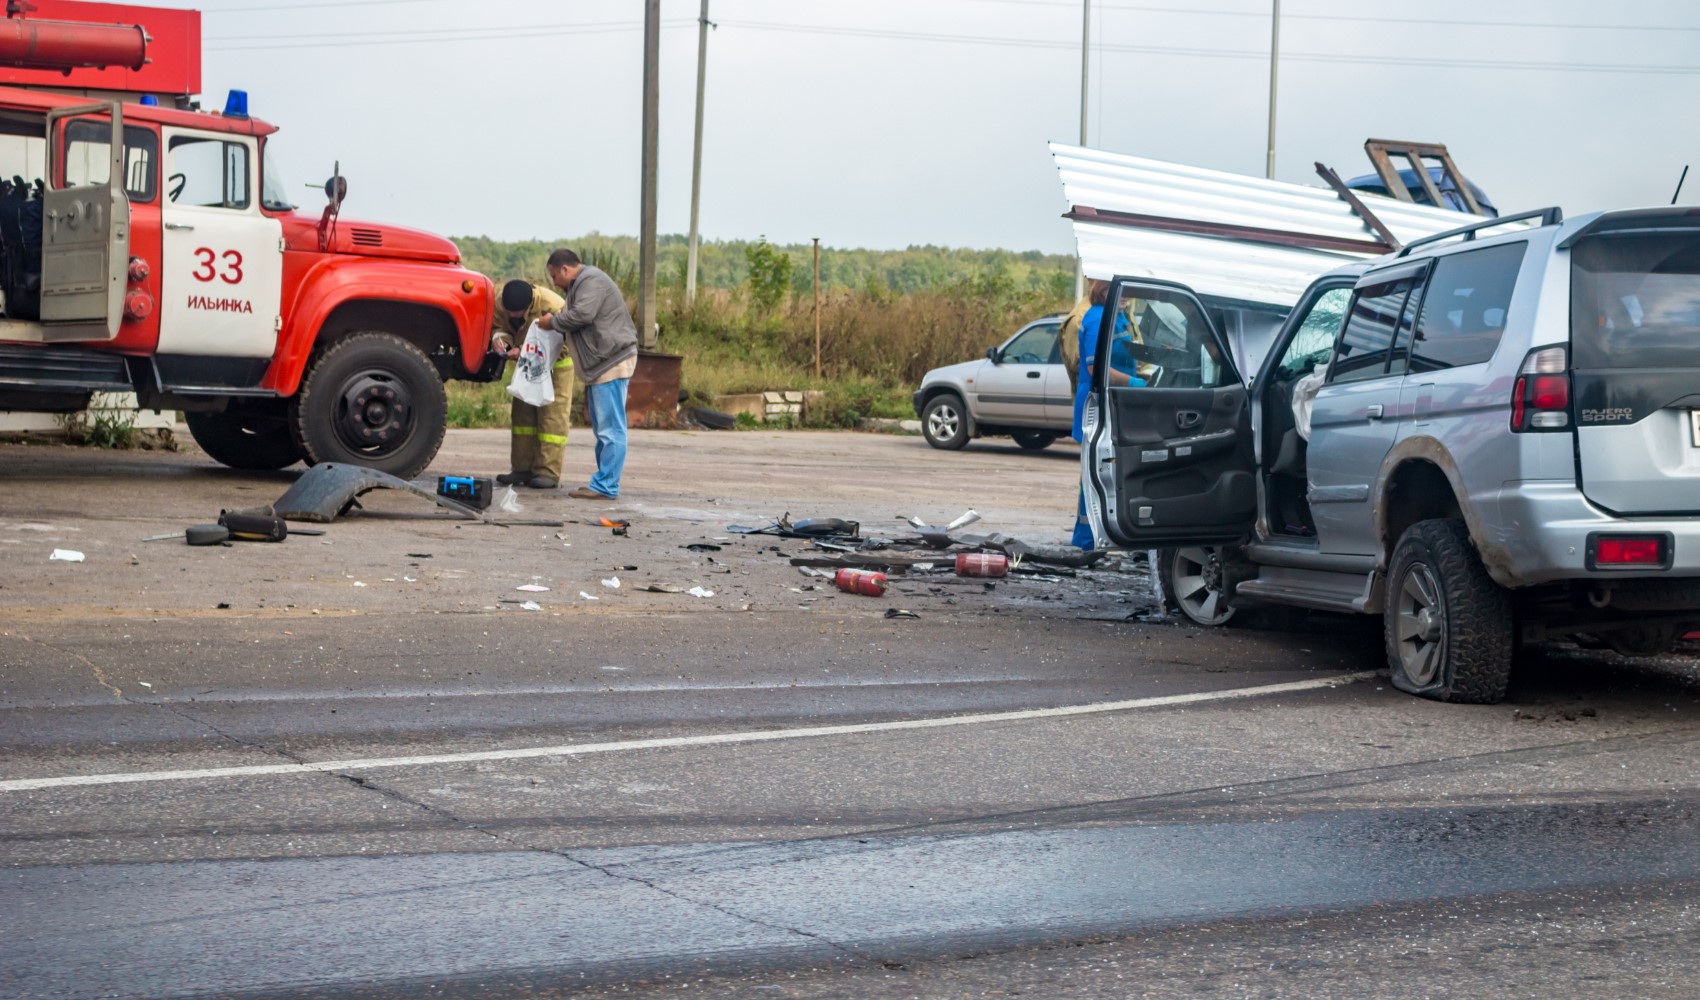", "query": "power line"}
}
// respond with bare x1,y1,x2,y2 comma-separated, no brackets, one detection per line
207,19,646,42
712,18,1700,75
963,0,1700,32
205,0,520,12
206,20,694,51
